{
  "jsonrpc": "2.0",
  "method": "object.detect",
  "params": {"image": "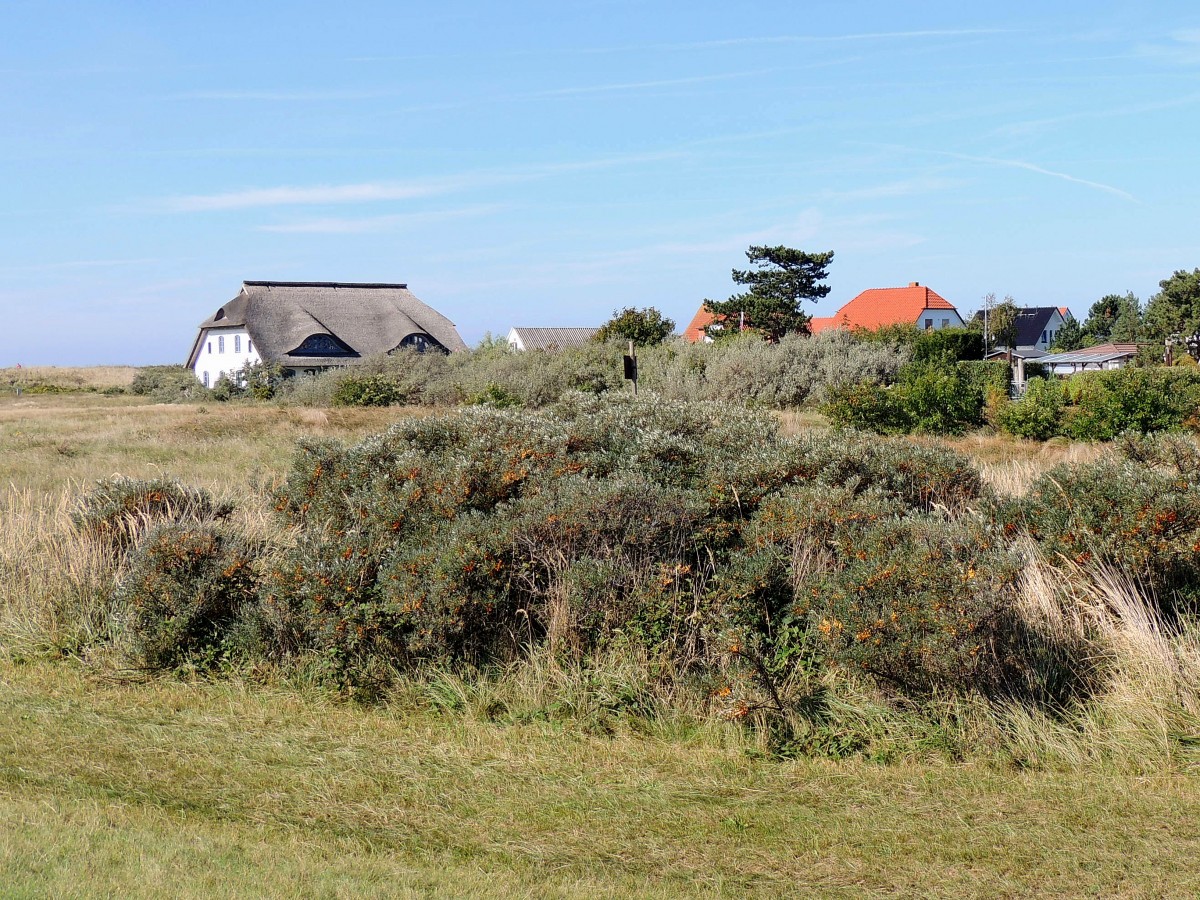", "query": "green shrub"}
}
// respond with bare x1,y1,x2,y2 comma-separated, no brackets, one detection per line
998,458,1200,607
911,328,983,363
822,382,910,433
823,360,1000,436
1063,367,1200,441
897,363,985,435
72,476,233,558
116,524,258,670
468,382,523,407
332,373,409,406
130,365,209,403
806,517,1022,695
996,377,1064,440
261,394,995,693
211,360,284,401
